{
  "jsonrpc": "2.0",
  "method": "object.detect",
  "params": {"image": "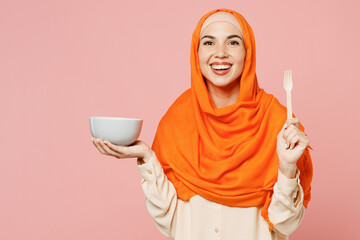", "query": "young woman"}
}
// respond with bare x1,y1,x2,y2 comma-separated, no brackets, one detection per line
91,8,313,240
